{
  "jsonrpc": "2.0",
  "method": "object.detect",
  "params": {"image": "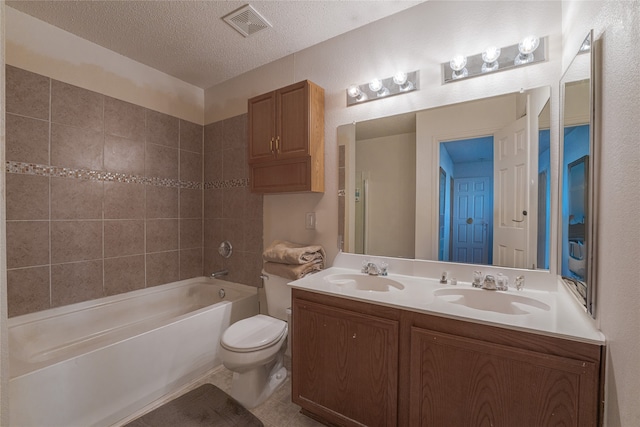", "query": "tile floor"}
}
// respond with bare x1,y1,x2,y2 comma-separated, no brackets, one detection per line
116,357,325,427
